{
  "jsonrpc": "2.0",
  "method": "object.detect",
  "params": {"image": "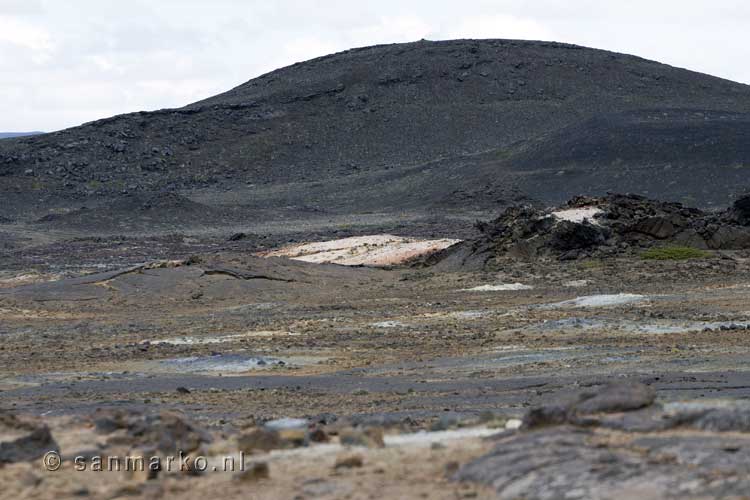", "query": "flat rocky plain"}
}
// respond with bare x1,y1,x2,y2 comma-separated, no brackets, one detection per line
4,37,750,500
3,212,750,499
